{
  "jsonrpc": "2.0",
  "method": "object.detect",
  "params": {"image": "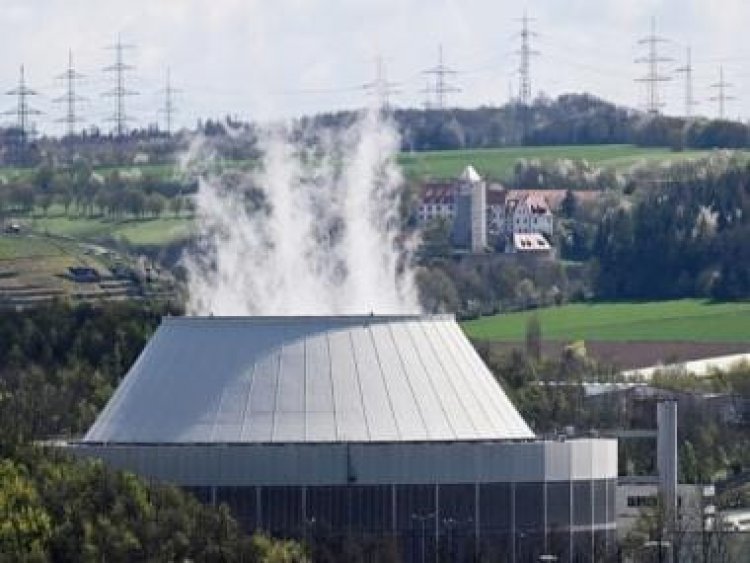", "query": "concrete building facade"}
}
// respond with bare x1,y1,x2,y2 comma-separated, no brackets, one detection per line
71,315,618,562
